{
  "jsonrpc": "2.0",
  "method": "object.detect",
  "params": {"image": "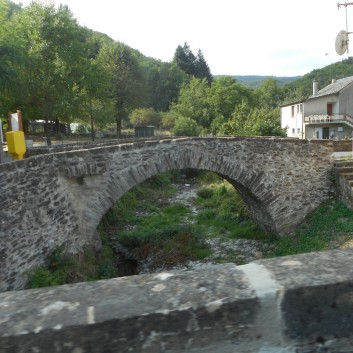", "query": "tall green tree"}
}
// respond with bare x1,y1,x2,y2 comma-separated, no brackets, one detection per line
78,30,114,140
0,0,25,117
143,60,189,111
209,77,254,121
98,42,147,135
255,77,283,109
169,77,214,128
173,43,213,84
218,100,253,136
194,49,213,84
18,2,86,144
243,107,285,136
173,42,196,76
